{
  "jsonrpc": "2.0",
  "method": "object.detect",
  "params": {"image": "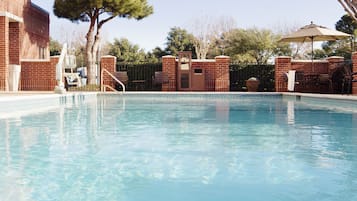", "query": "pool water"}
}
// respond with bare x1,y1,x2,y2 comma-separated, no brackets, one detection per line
1,94,357,201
